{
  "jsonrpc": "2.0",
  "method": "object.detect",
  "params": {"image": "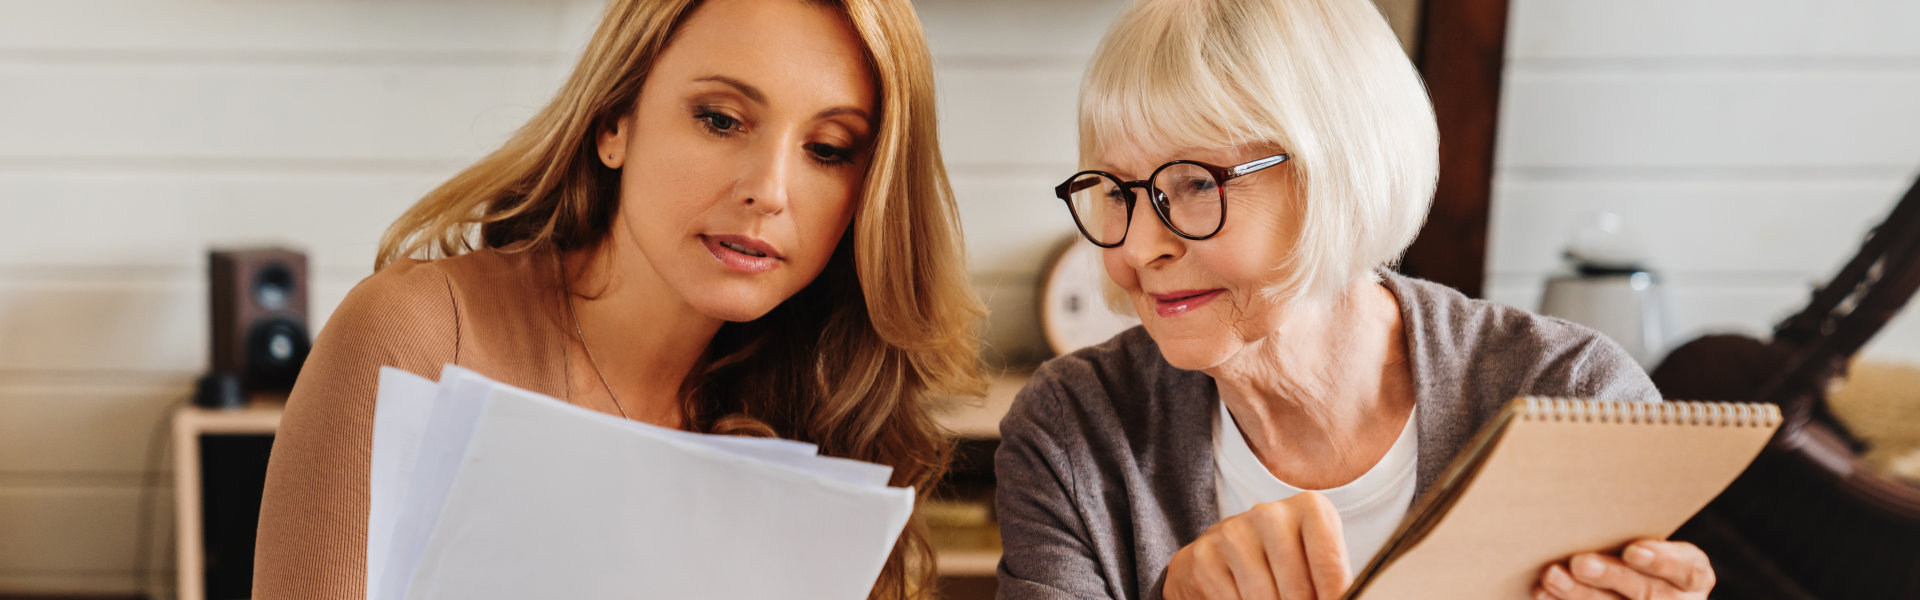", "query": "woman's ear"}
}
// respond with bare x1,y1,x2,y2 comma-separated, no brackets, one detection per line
597,114,632,169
